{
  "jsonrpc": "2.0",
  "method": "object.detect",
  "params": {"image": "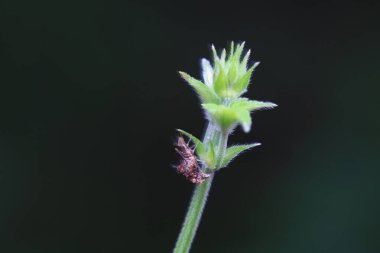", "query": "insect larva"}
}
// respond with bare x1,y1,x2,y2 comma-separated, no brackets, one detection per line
175,136,210,184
